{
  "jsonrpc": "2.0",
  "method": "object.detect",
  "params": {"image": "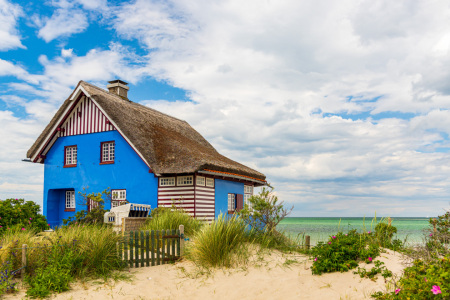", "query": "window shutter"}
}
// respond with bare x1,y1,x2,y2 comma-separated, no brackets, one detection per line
236,194,244,212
